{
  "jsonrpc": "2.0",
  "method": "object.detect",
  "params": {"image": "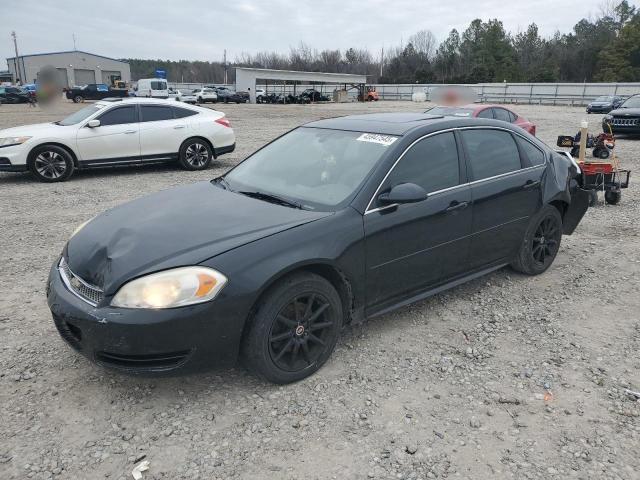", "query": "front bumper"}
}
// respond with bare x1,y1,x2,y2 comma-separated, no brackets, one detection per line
603,121,640,134
46,260,247,374
0,144,29,171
